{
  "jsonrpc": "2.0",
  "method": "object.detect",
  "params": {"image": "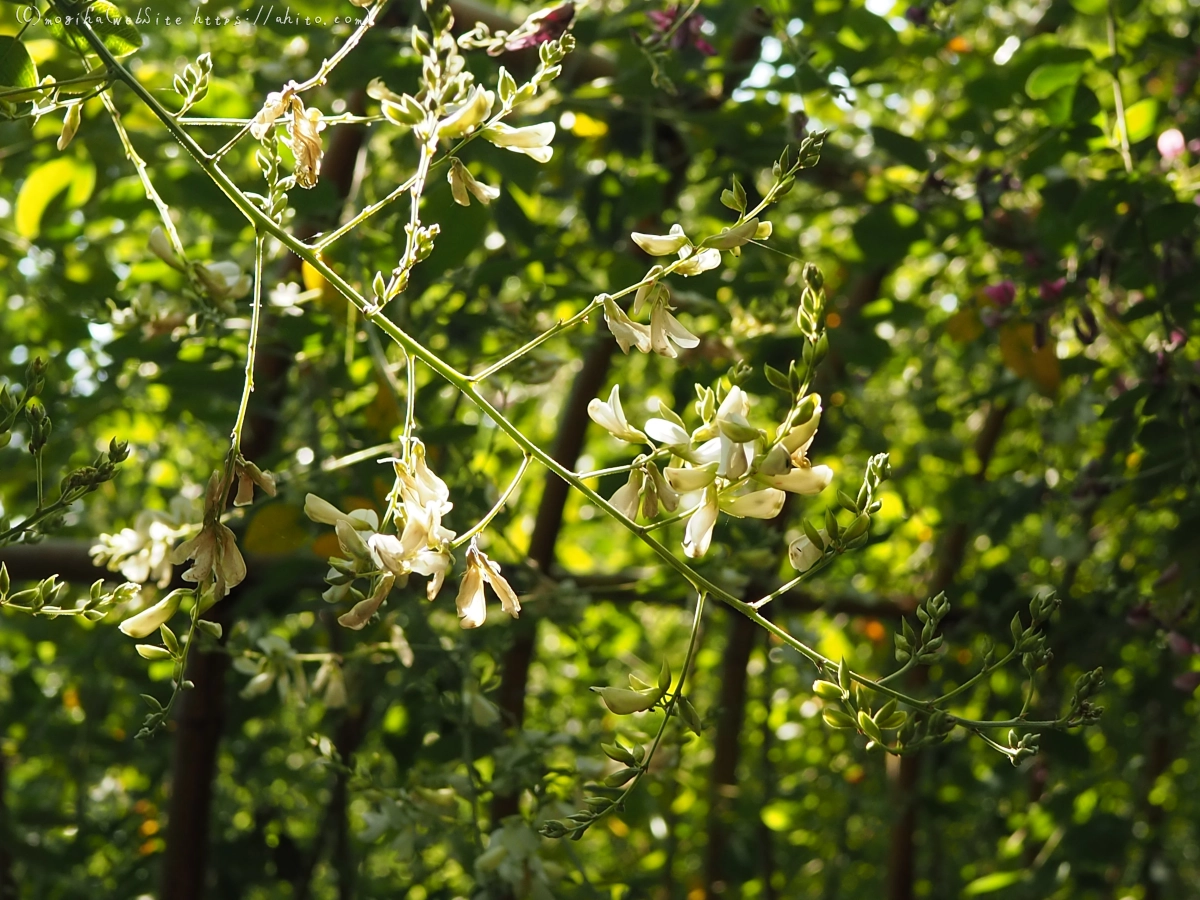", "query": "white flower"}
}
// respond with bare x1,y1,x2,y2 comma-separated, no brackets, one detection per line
196,261,251,301
789,530,828,571
454,541,521,629
91,497,193,588
448,158,500,206
603,294,652,354
675,246,721,277
118,588,186,638
683,486,719,559
337,572,395,630
781,397,823,466
305,493,353,526
761,465,833,495
456,562,487,628
233,457,276,507
720,487,785,519
438,86,495,139
715,387,759,443
250,90,288,140
482,122,556,163
170,521,246,600
148,226,182,270
644,416,689,447
631,224,689,256
646,462,678,513
650,301,700,359
609,469,644,520
368,504,453,601
411,546,452,601
664,461,718,492
588,385,647,443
